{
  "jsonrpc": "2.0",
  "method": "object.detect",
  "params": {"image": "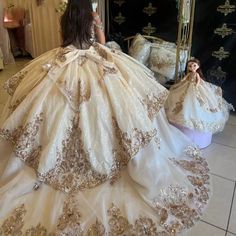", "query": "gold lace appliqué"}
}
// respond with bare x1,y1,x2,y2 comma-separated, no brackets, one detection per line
0,113,43,169
171,82,190,114
4,71,28,96
8,96,27,112
57,79,91,111
93,43,108,60
87,219,105,235
113,118,157,158
143,91,169,120
0,198,104,235
158,147,210,233
38,115,108,193
107,203,169,235
26,224,47,236
0,204,26,235
39,115,157,193
195,85,223,113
